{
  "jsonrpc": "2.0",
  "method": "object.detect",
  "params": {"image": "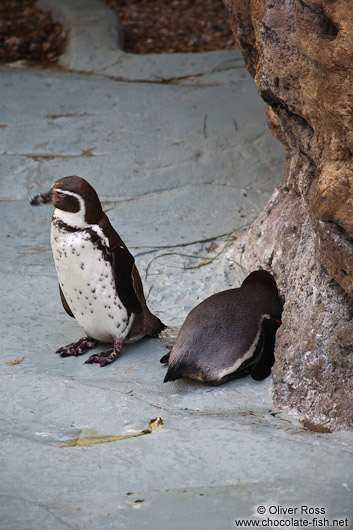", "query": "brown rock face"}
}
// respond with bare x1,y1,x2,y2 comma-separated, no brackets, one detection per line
224,0,353,430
